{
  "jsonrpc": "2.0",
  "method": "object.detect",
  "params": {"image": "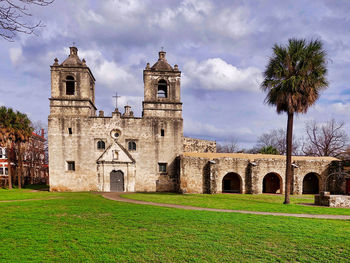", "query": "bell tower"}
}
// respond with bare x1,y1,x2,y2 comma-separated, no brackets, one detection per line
49,46,96,117
142,51,182,118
